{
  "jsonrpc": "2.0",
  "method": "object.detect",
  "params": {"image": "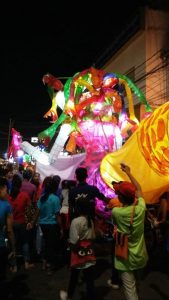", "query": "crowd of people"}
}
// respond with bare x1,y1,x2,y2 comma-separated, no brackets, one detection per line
0,162,169,300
